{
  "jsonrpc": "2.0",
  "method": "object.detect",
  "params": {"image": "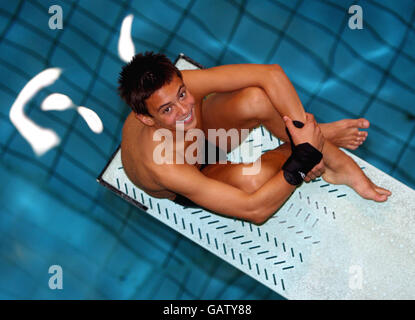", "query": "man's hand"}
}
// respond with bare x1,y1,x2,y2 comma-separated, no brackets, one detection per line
283,113,325,181
283,113,324,150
